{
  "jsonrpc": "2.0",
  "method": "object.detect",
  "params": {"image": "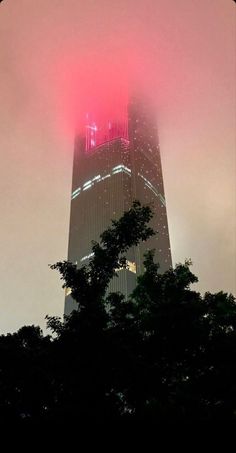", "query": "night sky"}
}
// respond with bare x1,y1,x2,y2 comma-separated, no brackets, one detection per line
0,0,235,334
